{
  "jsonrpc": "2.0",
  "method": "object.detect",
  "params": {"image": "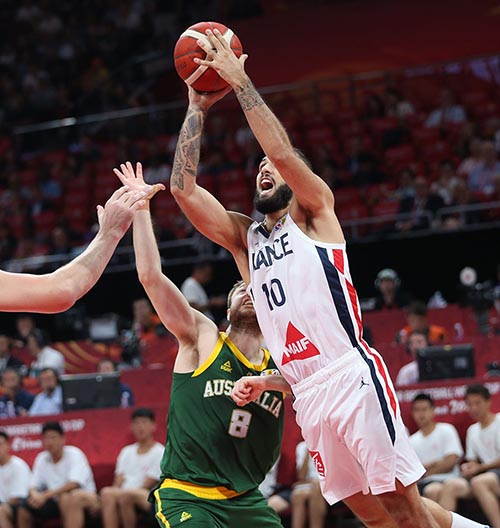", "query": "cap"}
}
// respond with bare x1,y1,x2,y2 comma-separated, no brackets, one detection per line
377,268,399,282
